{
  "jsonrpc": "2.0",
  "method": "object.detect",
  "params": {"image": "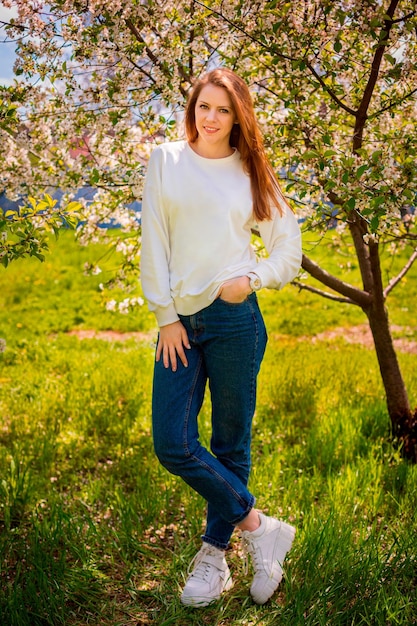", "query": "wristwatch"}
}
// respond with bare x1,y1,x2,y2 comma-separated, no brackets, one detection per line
248,272,262,292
